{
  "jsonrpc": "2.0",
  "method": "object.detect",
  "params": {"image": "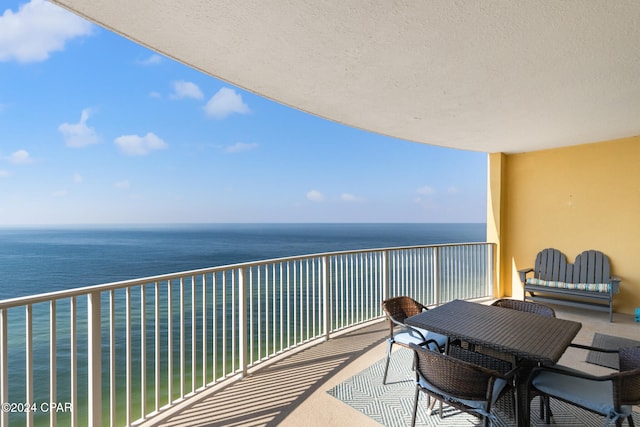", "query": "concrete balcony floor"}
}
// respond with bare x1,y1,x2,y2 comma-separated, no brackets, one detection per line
142,303,639,427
